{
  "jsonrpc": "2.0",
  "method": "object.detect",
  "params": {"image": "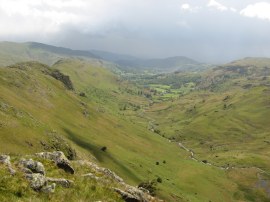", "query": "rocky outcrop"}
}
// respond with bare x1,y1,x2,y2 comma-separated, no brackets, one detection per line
50,70,74,90
19,158,54,193
114,185,159,202
115,188,140,202
101,168,124,183
1,152,163,201
76,160,163,202
25,173,47,191
76,160,124,183
18,157,73,193
0,155,16,175
19,158,45,175
36,151,75,174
